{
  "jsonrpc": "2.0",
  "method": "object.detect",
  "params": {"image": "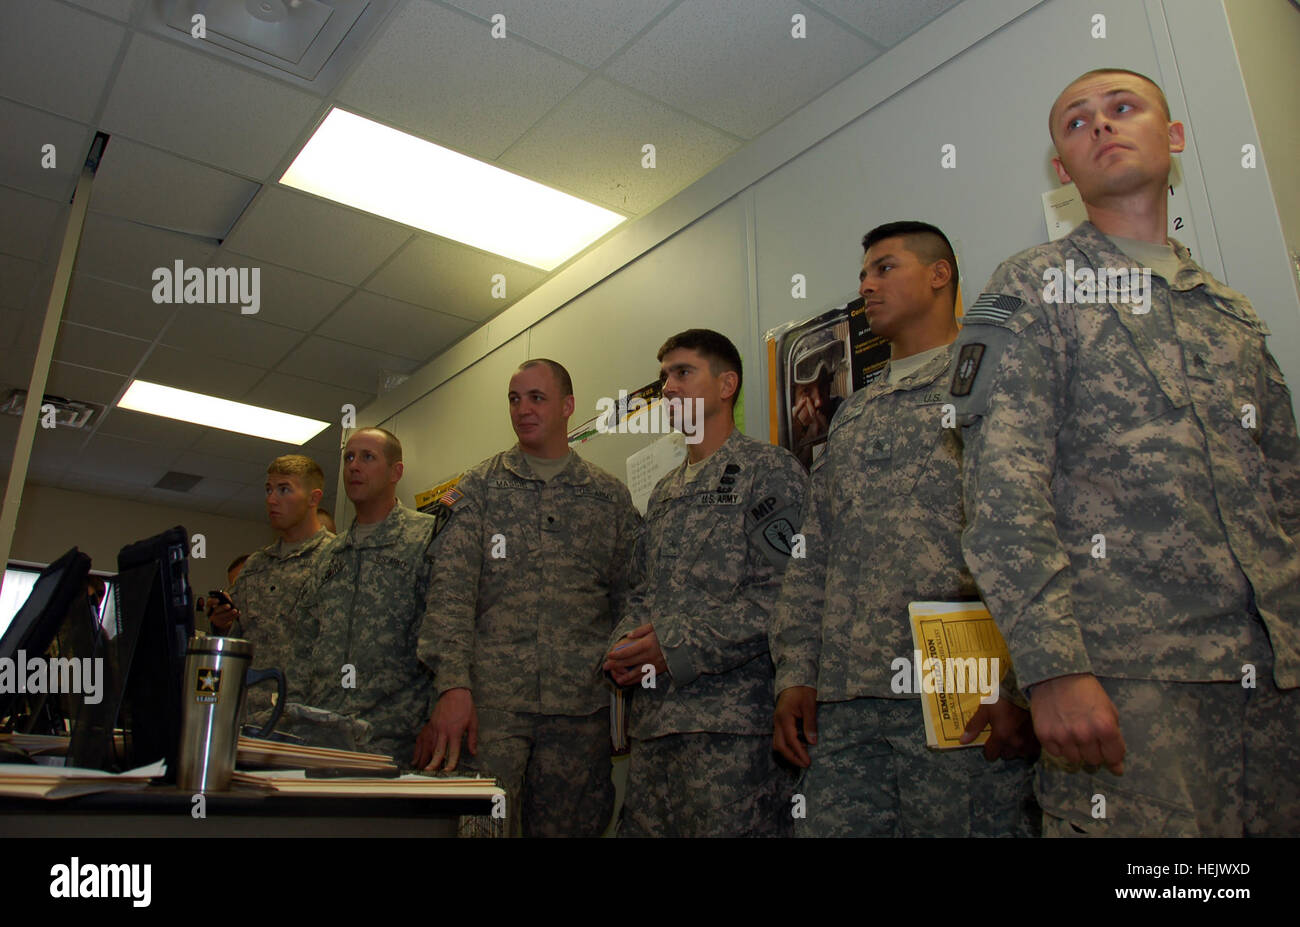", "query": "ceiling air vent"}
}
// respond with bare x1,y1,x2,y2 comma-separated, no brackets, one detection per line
0,390,103,430
154,471,205,493
146,0,399,94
